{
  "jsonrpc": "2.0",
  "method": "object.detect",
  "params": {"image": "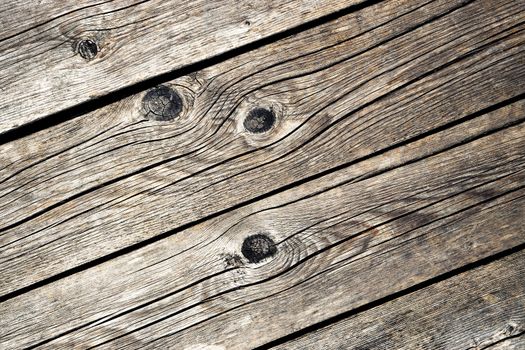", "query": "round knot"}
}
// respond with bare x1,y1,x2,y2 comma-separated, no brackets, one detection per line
76,39,98,60
142,85,183,121
241,234,277,263
244,107,275,133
